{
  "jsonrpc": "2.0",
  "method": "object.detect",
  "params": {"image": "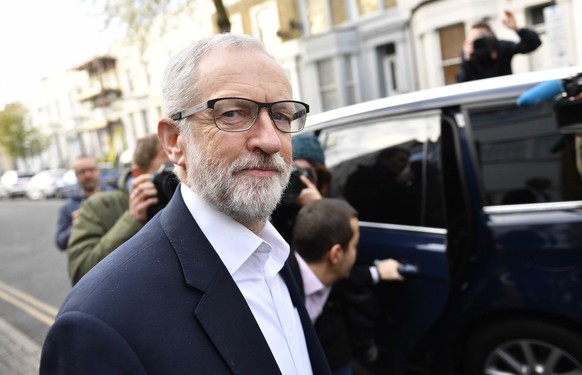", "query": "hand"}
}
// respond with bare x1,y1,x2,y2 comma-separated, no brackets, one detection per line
129,174,159,224
396,169,414,185
503,9,518,31
376,258,404,281
462,38,475,61
71,210,79,224
296,174,322,206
